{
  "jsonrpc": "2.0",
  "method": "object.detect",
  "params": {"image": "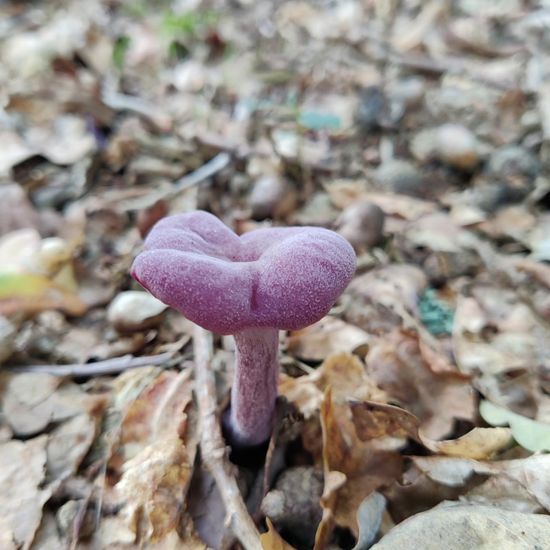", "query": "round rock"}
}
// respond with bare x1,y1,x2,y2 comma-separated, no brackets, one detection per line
107,291,167,332
336,201,385,250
